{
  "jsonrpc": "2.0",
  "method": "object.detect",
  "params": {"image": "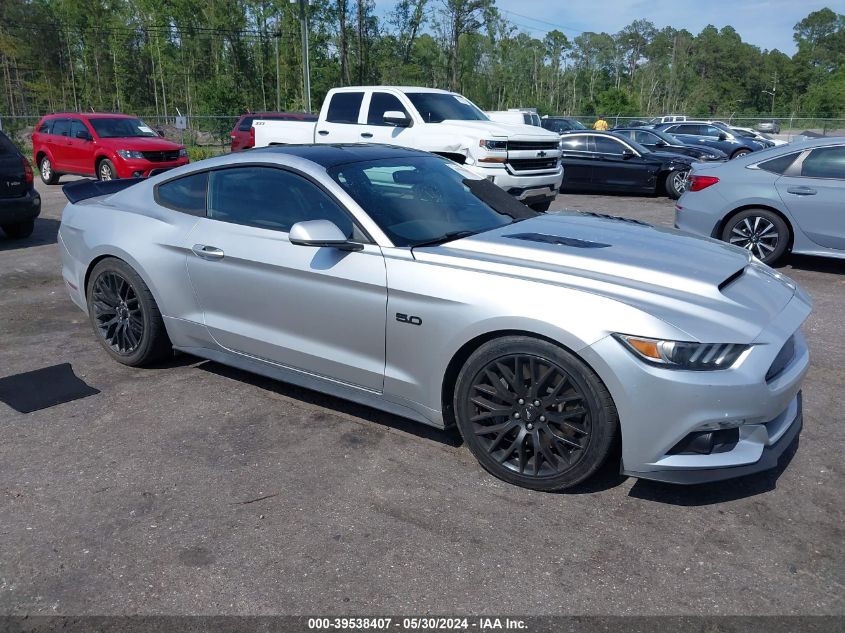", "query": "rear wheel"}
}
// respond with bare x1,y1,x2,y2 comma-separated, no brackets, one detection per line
528,200,552,212
98,159,117,181
721,208,790,264
39,156,58,185
1,220,35,239
453,336,619,491
731,149,751,159
86,258,172,366
664,169,689,199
